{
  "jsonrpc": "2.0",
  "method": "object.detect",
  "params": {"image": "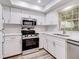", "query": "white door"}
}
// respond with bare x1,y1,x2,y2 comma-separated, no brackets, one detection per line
3,36,21,58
